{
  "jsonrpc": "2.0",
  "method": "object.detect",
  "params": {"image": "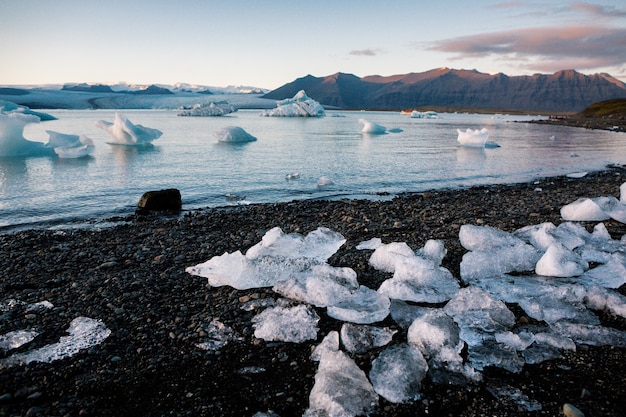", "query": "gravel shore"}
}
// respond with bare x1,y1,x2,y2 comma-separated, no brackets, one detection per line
1,166,626,417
